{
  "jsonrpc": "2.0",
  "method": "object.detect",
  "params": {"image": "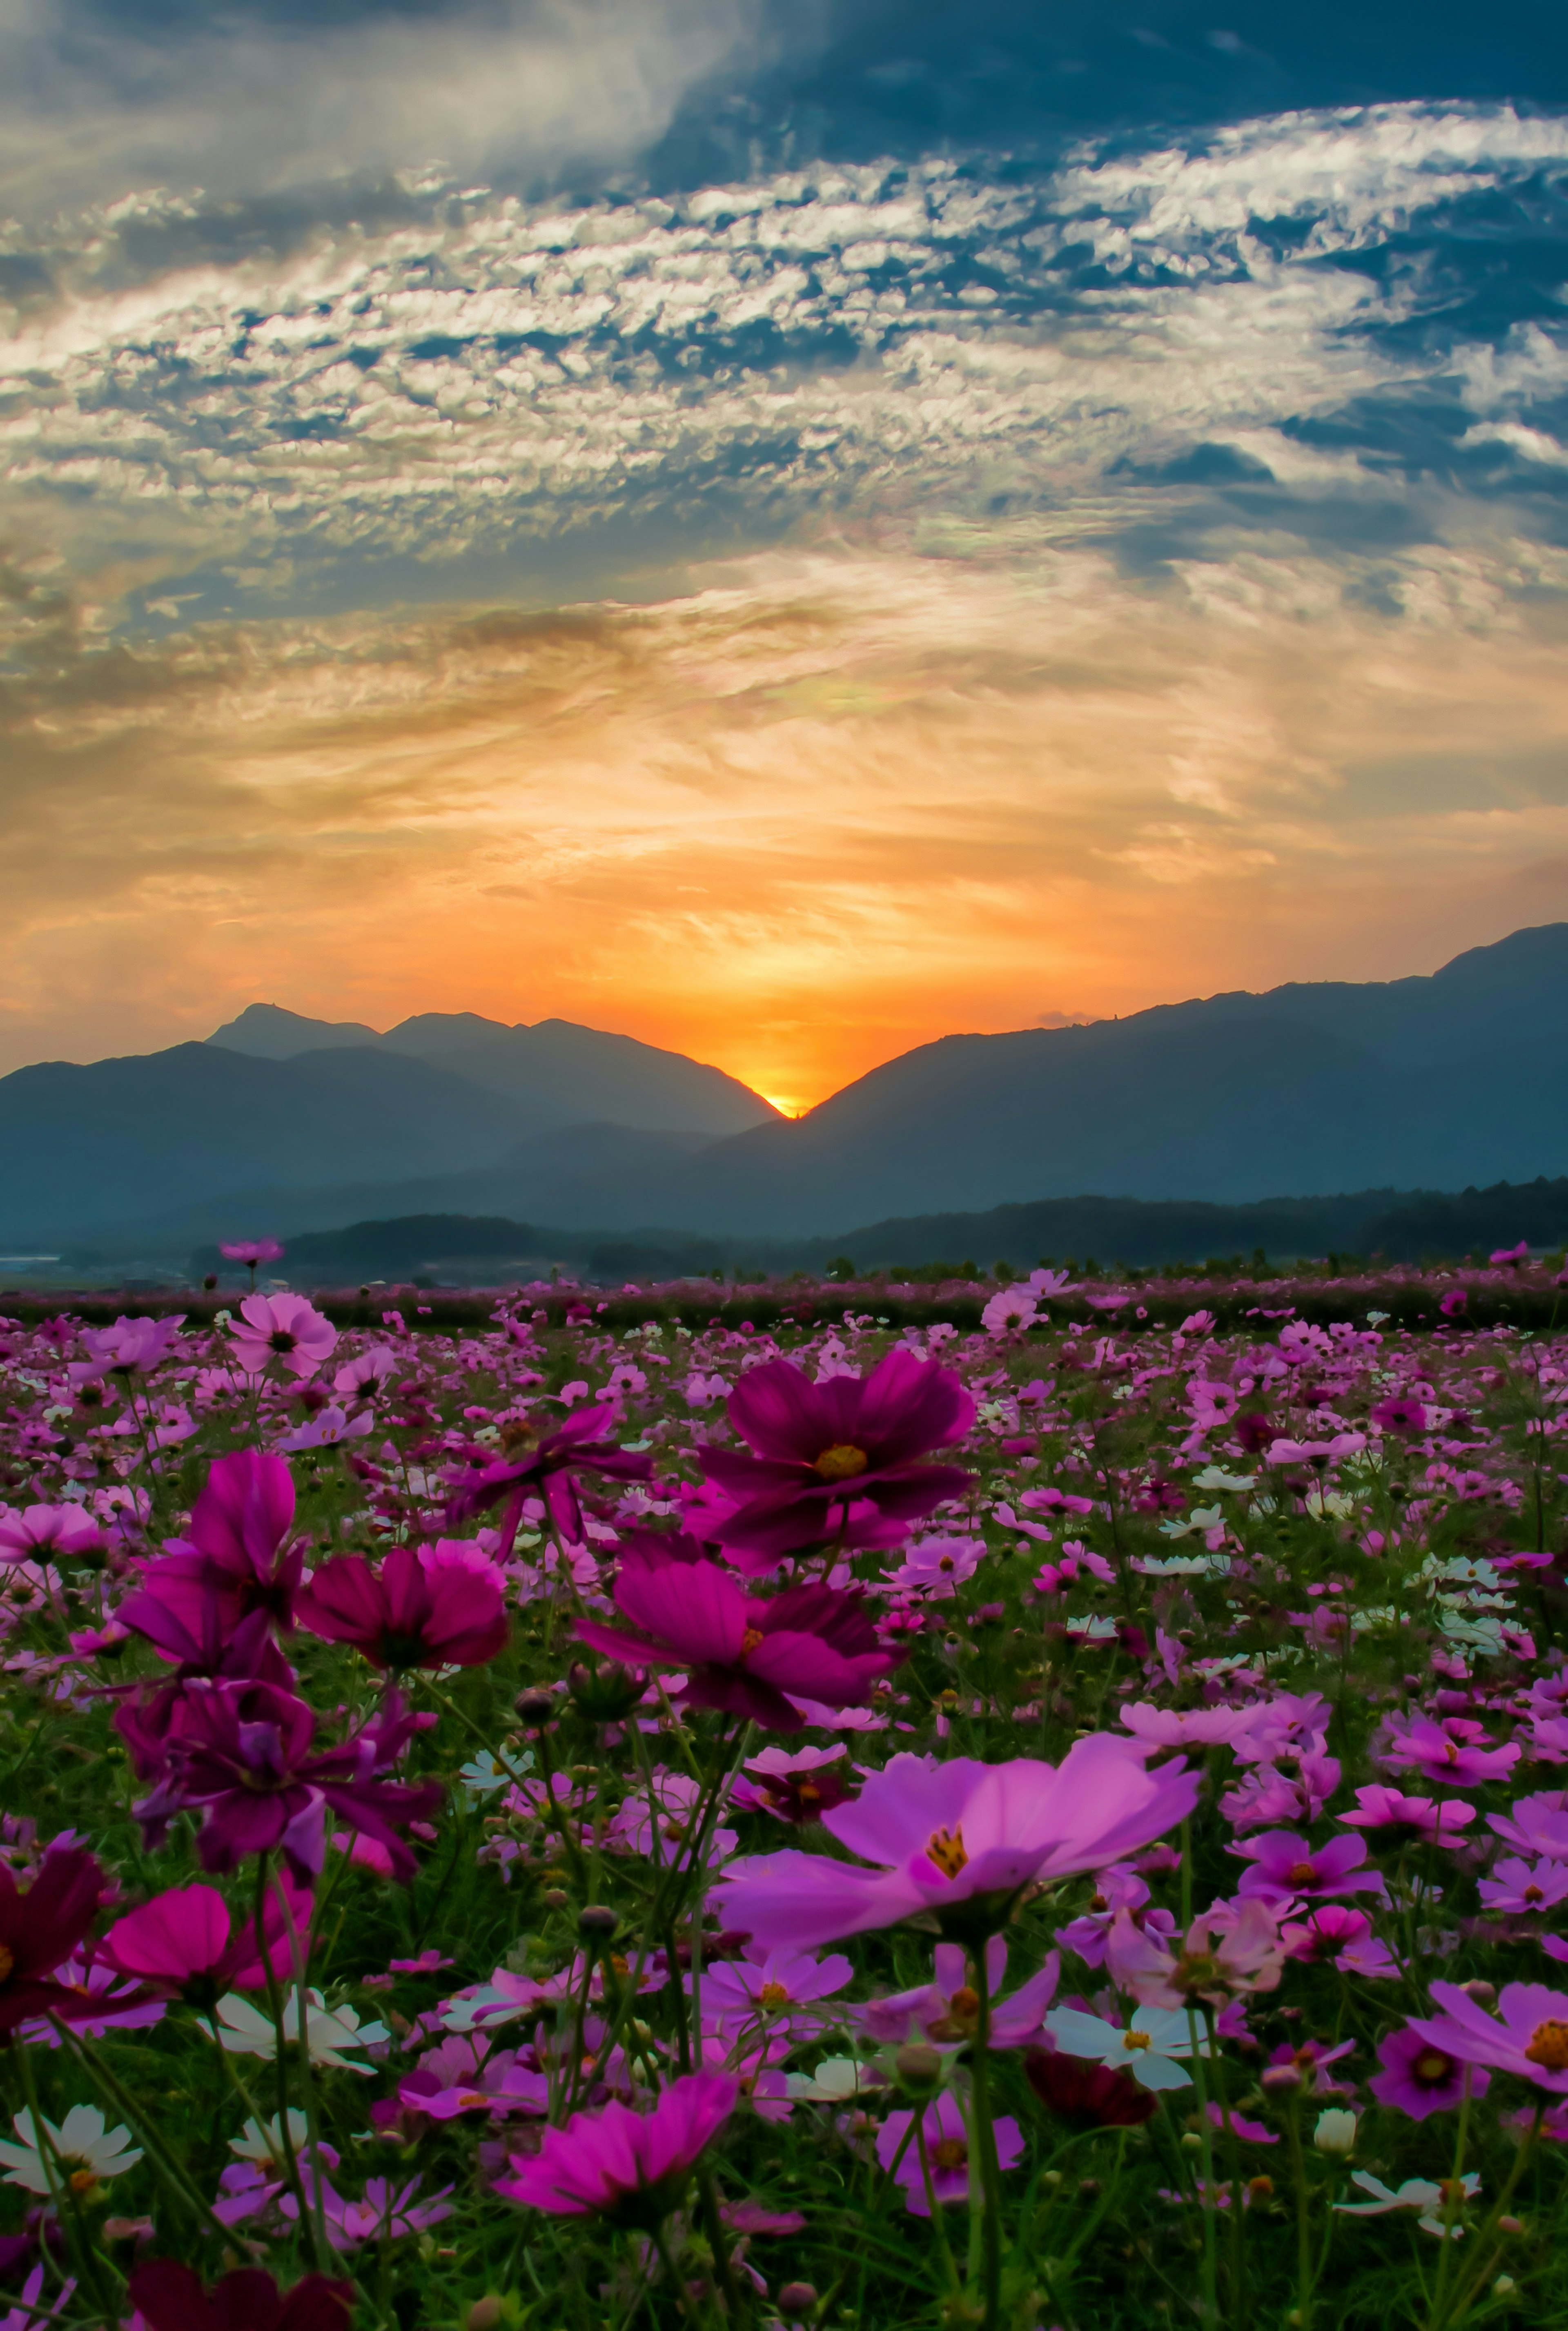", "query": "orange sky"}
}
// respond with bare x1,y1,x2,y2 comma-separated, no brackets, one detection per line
6,534,1568,1111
